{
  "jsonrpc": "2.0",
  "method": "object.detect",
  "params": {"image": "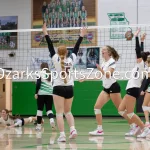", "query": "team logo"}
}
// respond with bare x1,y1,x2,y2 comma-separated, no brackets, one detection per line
87,32,93,41
34,35,42,42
